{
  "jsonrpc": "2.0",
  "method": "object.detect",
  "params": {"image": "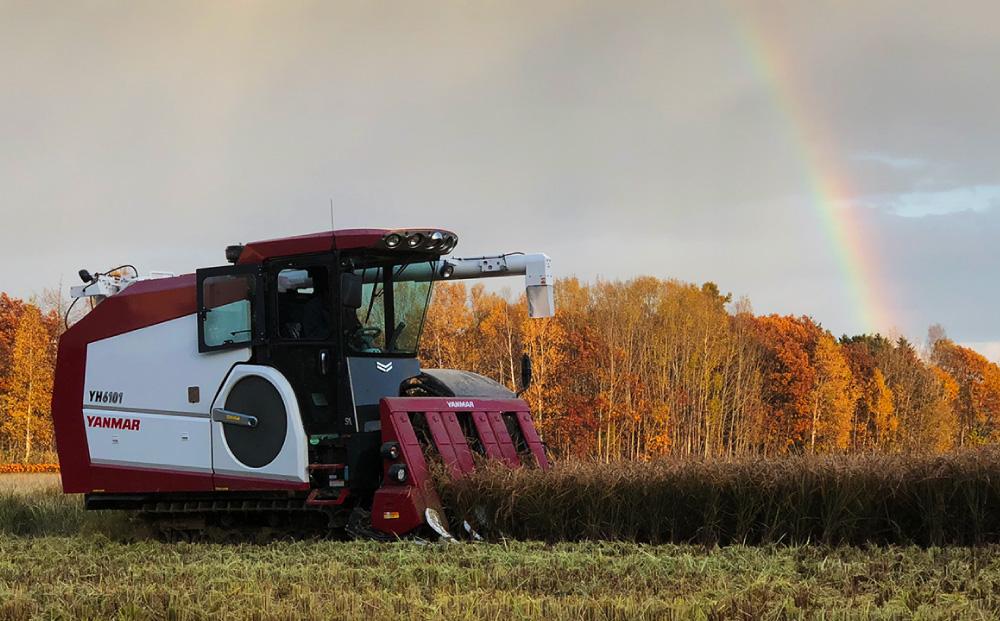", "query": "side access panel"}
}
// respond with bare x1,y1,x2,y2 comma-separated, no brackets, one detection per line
210,365,310,491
